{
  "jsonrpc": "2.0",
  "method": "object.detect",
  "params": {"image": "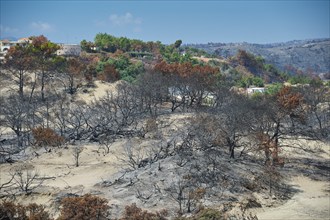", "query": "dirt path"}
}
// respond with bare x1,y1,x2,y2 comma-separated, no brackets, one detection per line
256,176,330,220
